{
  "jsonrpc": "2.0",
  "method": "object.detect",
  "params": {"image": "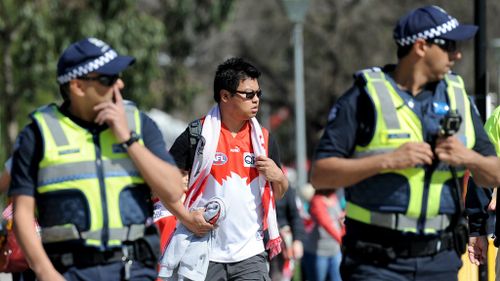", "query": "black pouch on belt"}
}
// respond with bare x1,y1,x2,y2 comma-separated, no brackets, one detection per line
452,216,469,255
352,240,396,265
129,226,160,268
